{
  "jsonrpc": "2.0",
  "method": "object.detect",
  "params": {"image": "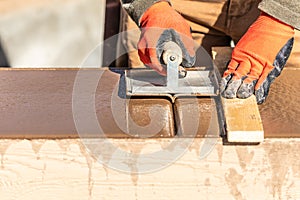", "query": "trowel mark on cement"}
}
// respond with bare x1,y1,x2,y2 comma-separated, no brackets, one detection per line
225,168,244,200
216,144,223,165
0,140,15,169
118,141,144,200
98,139,118,179
118,141,144,186
80,139,117,180
30,140,46,159
188,139,201,157
31,140,48,182
235,147,254,171
78,140,96,199
264,141,300,199
57,139,72,153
